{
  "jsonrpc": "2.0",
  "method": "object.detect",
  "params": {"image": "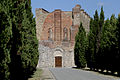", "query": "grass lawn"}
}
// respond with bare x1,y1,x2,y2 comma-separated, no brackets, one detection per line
28,69,43,80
